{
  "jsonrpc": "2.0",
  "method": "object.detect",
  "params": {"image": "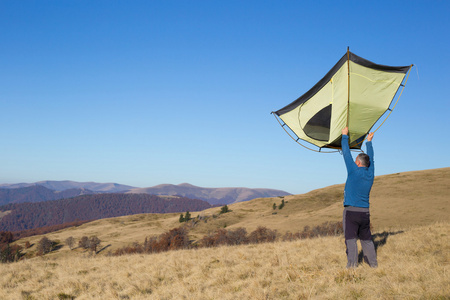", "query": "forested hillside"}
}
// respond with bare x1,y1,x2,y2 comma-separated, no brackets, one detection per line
0,194,212,232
